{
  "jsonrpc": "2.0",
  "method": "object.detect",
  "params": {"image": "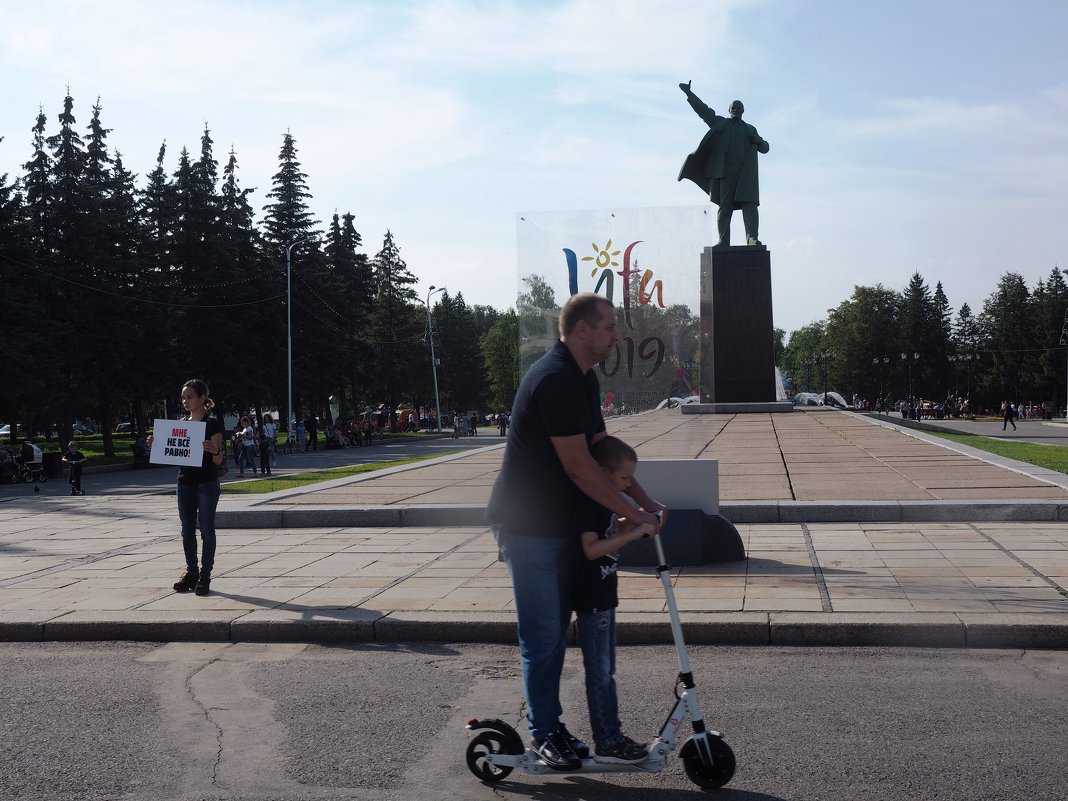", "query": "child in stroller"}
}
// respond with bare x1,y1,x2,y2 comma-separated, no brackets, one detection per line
16,439,46,483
